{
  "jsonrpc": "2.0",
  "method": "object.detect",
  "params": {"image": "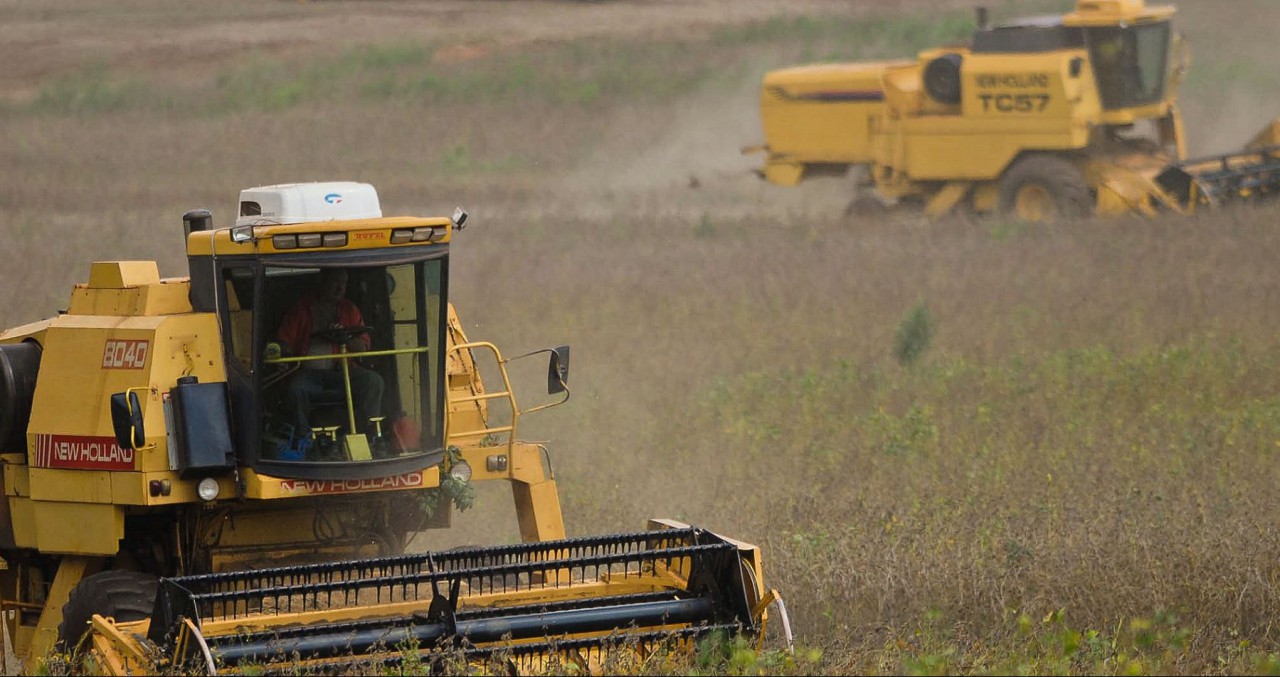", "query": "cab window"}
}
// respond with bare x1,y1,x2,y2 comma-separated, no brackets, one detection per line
256,261,445,465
